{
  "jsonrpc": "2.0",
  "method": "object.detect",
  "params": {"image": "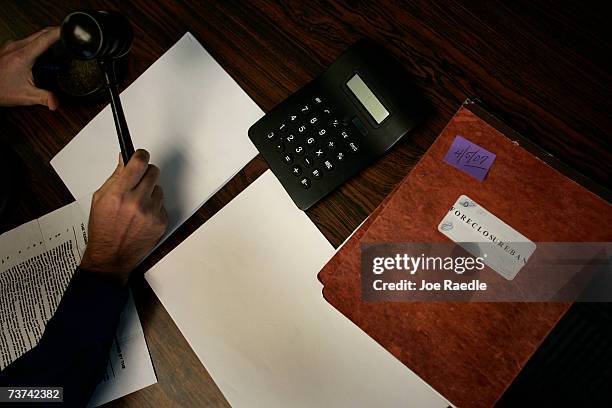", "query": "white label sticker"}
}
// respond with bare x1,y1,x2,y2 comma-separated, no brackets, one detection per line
438,195,536,280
